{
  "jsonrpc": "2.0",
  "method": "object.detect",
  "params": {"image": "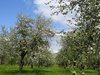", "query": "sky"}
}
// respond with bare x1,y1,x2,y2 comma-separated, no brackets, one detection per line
0,0,75,53
0,0,34,28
